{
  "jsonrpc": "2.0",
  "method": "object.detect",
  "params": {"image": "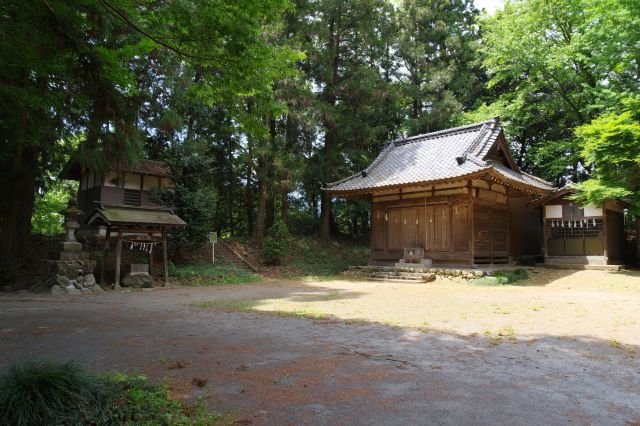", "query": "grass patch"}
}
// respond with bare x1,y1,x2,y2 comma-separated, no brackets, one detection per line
190,300,258,310
171,263,260,286
0,361,222,425
471,268,529,286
